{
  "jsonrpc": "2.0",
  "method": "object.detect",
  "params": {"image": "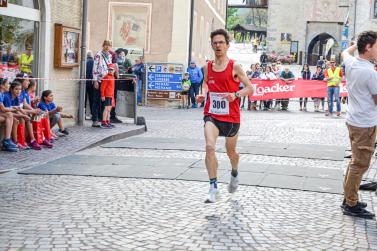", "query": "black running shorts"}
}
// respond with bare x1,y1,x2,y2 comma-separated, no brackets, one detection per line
204,115,240,137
